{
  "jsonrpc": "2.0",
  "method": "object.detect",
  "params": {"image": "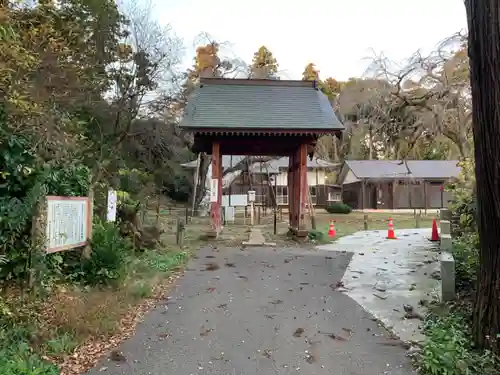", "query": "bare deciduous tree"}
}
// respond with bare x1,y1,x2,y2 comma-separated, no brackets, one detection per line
87,0,184,210
370,34,472,158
